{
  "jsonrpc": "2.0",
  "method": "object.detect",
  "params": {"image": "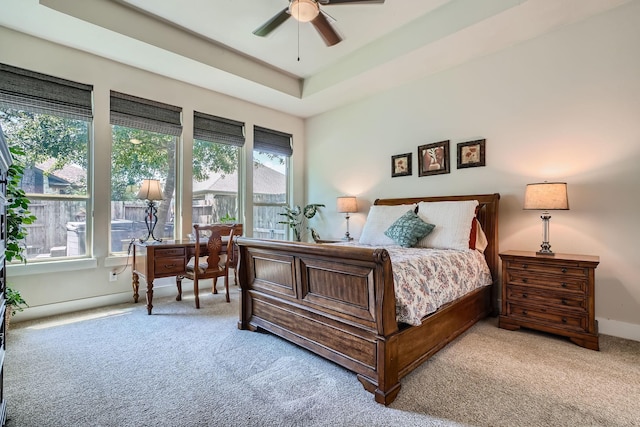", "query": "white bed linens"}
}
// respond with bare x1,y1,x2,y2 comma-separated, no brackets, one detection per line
339,242,492,326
